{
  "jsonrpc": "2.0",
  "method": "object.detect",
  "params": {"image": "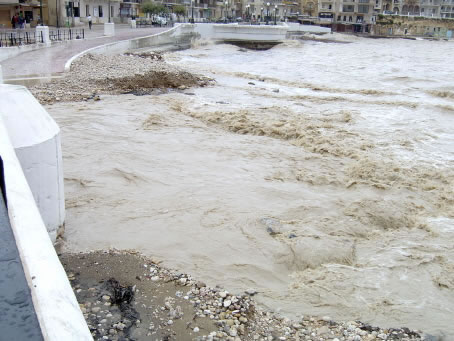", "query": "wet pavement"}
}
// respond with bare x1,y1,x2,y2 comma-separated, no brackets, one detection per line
0,168,43,341
1,24,170,78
